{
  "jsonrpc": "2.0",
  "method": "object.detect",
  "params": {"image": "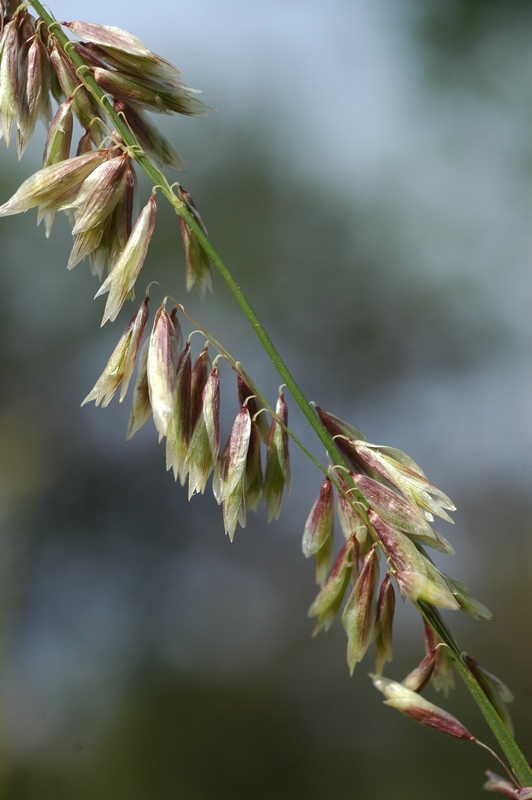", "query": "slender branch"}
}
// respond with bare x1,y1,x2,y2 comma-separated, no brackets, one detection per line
27,4,532,786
